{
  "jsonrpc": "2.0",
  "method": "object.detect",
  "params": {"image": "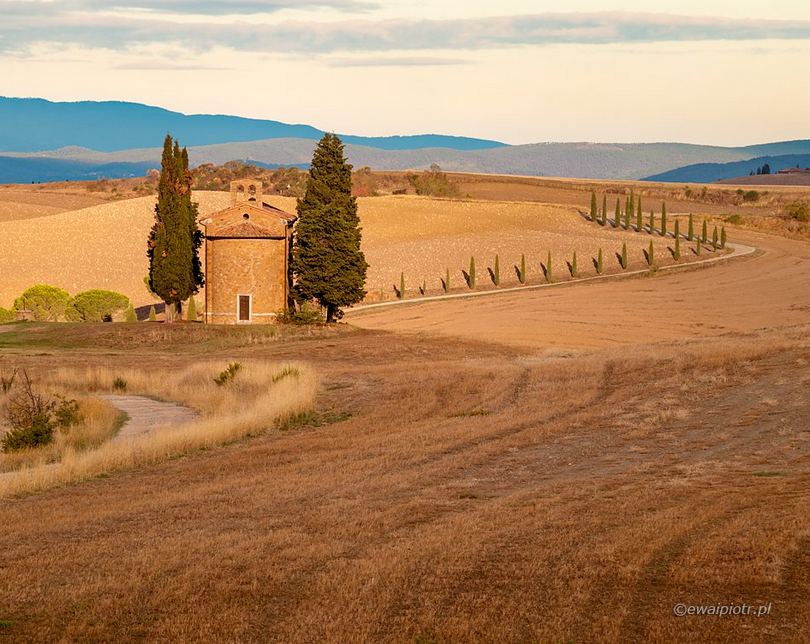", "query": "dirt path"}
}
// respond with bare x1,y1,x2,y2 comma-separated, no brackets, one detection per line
101,395,198,441
350,229,810,350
